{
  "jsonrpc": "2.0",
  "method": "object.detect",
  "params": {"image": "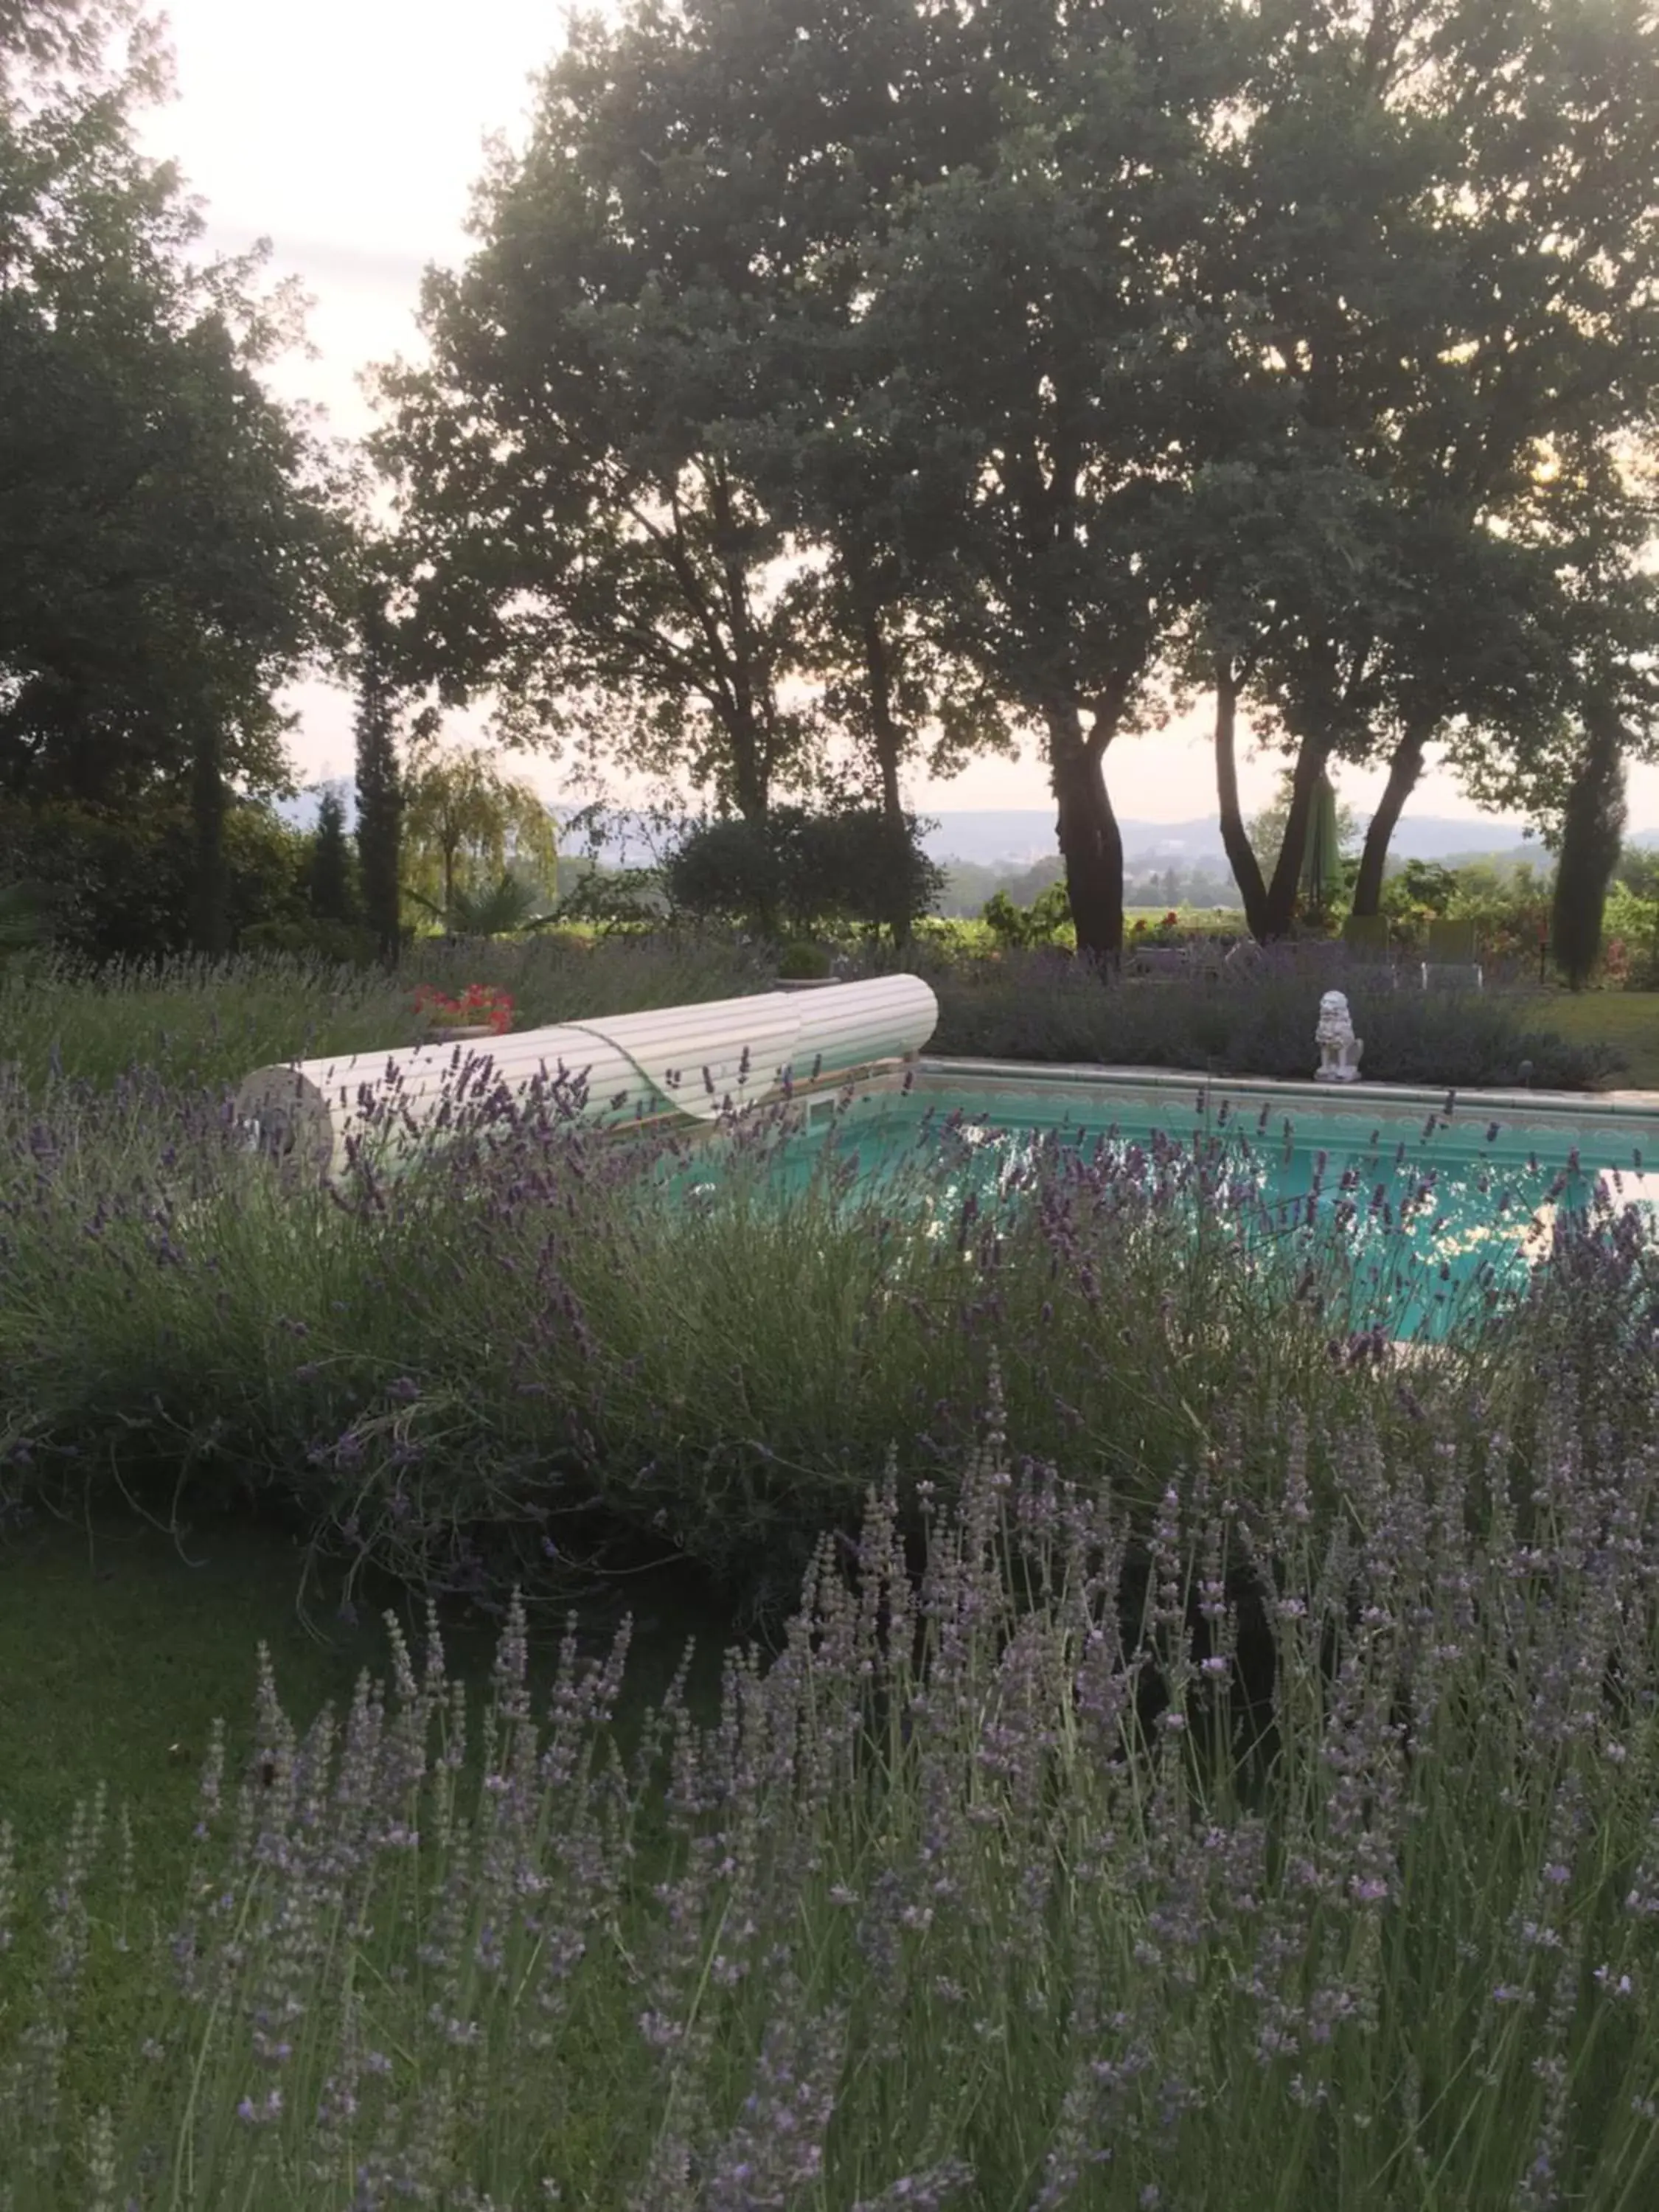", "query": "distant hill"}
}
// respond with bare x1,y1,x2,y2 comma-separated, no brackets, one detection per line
917,810,1556,868
269,787,1627,872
